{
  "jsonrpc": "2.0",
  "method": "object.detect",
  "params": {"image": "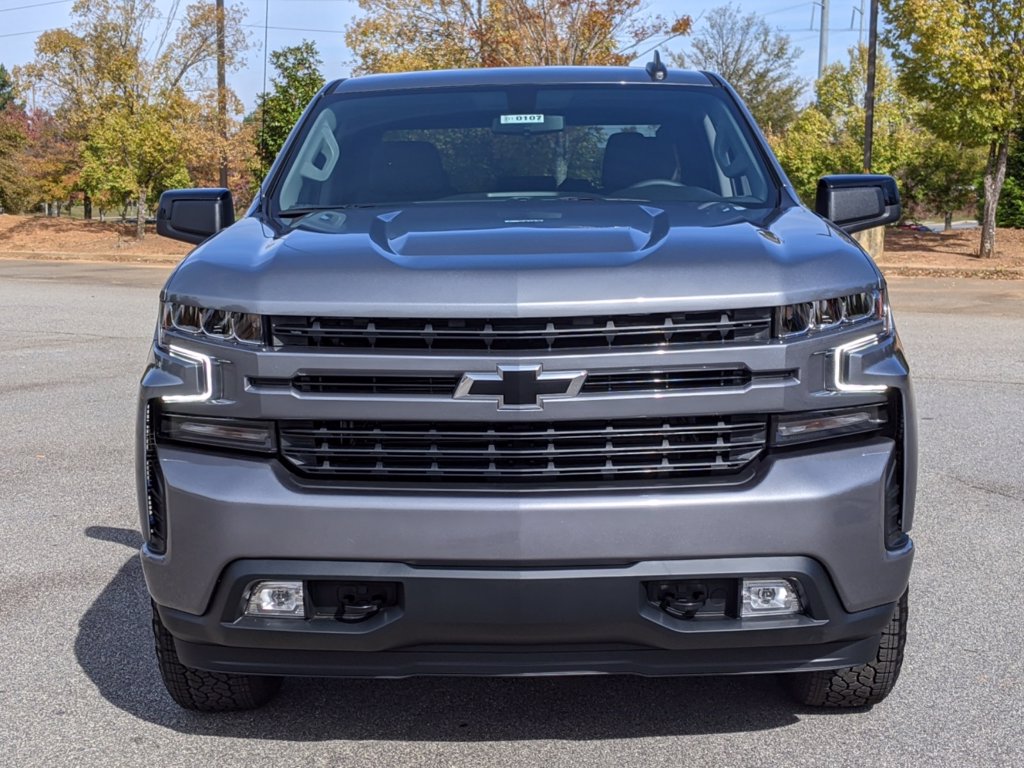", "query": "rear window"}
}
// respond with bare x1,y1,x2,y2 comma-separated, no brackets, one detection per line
274,84,776,212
